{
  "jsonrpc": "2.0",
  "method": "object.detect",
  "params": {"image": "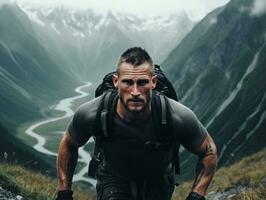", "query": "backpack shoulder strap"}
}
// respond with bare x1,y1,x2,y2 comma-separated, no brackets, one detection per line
152,92,172,142
101,91,112,137
93,89,118,138
152,92,180,176
88,89,118,178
